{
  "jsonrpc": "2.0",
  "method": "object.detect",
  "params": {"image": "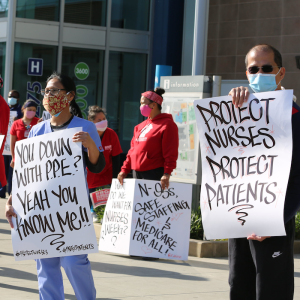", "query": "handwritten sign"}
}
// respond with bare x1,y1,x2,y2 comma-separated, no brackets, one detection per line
3,111,17,155
194,90,293,239
11,127,98,261
99,179,192,260
90,189,110,208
